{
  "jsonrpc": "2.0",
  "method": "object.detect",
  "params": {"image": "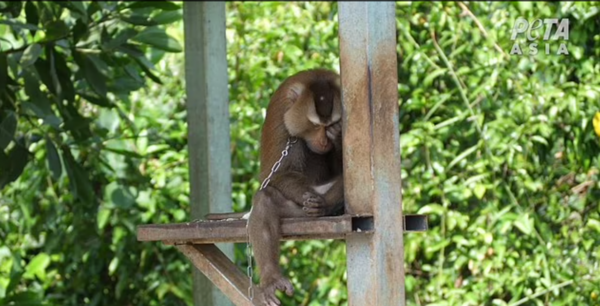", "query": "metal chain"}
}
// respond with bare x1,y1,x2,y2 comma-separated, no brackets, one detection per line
246,136,298,301
260,137,298,190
